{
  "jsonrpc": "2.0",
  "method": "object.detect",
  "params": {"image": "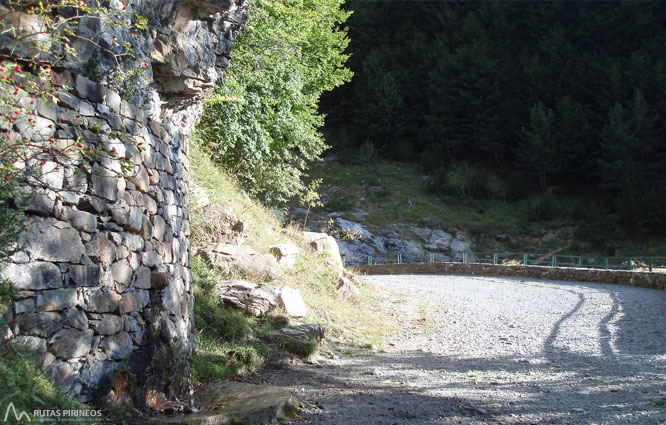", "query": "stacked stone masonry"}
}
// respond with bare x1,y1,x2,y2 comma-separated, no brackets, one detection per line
354,262,666,290
1,0,249,406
